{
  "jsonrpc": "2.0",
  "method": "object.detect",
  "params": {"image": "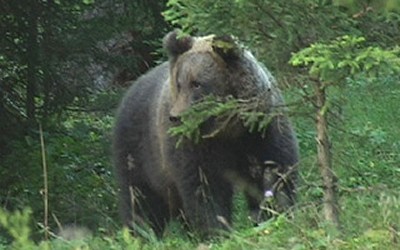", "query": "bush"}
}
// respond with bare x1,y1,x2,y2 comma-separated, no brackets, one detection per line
0,111,118,237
